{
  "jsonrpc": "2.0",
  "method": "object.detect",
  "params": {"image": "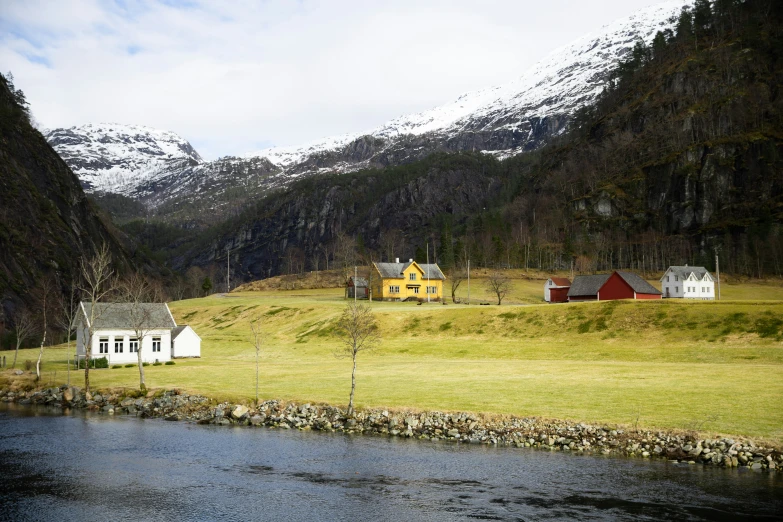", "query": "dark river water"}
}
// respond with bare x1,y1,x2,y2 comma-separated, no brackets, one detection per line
0,404,781,521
